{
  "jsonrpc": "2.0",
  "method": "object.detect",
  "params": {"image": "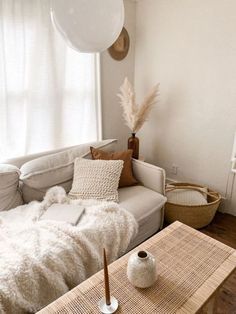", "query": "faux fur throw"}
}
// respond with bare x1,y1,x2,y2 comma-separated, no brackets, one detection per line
0,187,138,314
